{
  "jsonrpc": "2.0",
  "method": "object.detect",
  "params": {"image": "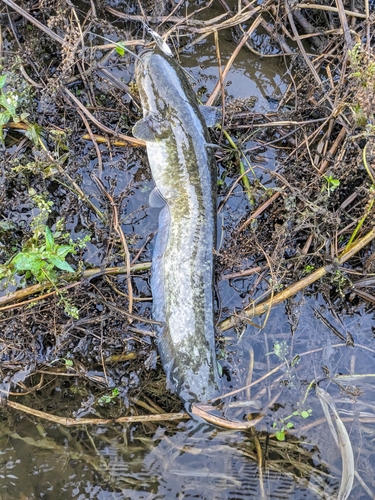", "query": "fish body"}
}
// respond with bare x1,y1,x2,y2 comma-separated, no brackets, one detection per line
133,49,221,403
